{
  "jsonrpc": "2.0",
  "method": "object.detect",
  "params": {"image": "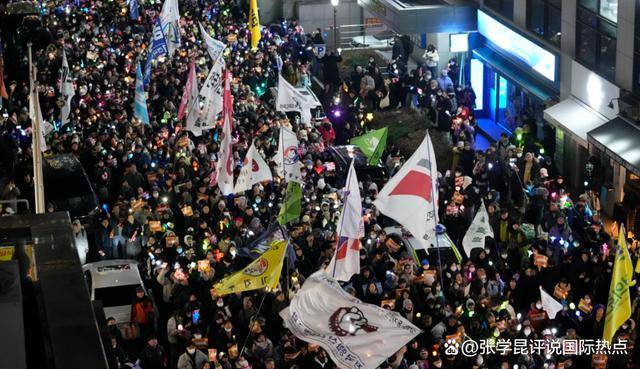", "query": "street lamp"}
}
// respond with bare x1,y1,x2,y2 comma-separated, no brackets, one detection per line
331,0,339,50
